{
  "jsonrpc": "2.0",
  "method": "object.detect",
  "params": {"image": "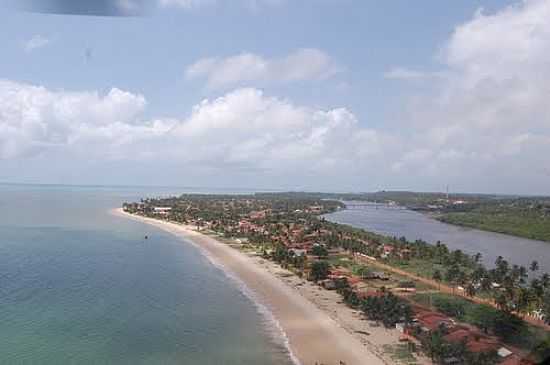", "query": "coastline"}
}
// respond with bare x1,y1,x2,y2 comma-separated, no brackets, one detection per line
112,208,394,365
